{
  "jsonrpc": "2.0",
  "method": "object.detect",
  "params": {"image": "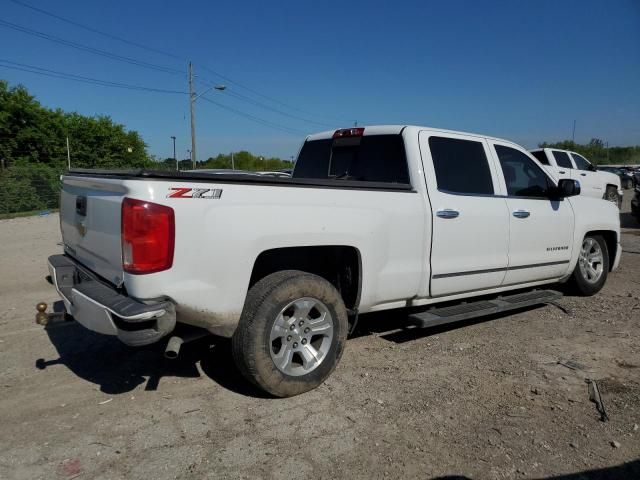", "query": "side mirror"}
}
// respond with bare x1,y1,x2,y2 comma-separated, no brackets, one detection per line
588,164,597,172
554,178,581,198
